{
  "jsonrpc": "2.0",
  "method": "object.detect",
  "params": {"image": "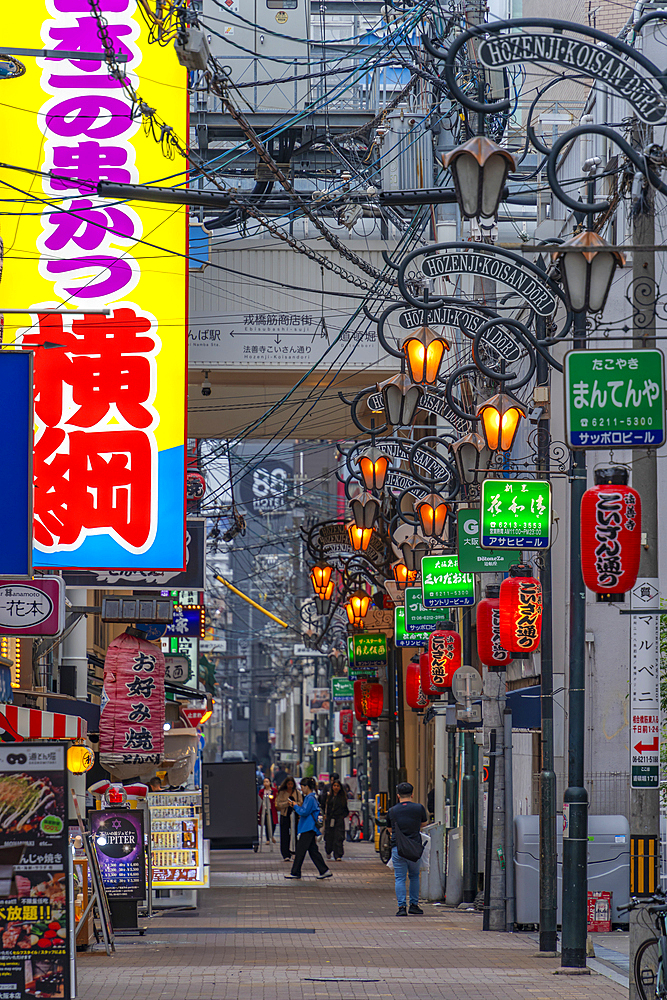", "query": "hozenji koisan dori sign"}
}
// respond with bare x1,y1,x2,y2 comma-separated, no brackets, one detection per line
0,3,188,570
